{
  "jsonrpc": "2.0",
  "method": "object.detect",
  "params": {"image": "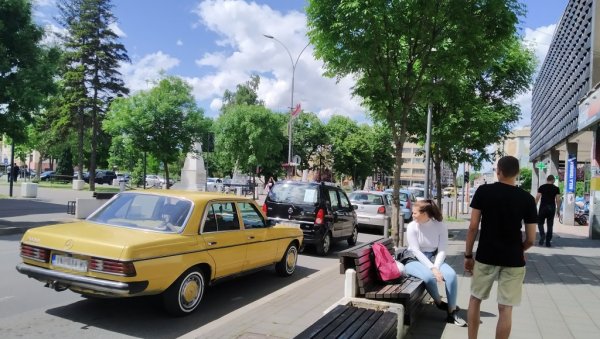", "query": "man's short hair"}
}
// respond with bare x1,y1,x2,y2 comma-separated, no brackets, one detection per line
497,156,520,178
546,174,555,182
